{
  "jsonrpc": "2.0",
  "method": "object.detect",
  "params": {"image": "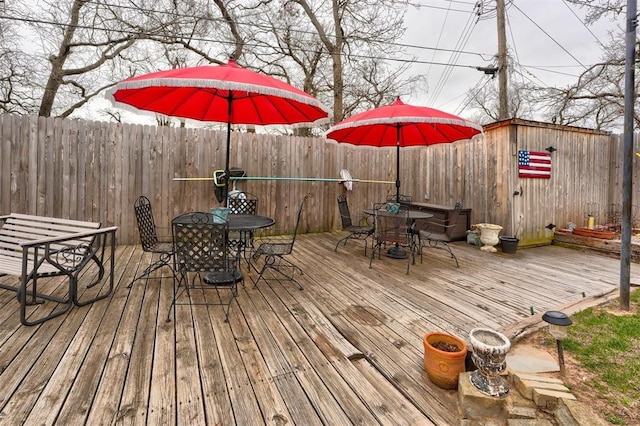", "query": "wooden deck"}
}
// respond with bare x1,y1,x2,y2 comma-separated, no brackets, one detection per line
1,233,636,425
